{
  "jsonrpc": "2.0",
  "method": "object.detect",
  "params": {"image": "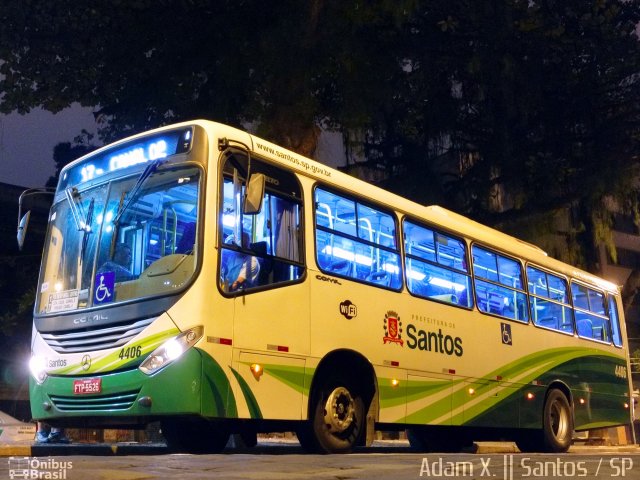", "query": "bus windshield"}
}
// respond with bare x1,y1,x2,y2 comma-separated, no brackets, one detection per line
36,166,201,315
